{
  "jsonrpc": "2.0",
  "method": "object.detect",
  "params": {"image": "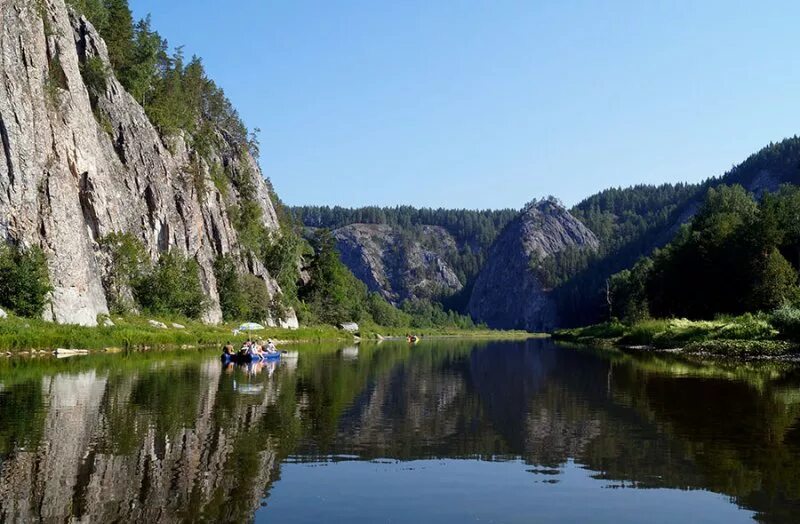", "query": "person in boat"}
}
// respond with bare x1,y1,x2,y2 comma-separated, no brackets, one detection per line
265,339,278,354
223,342,235,356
